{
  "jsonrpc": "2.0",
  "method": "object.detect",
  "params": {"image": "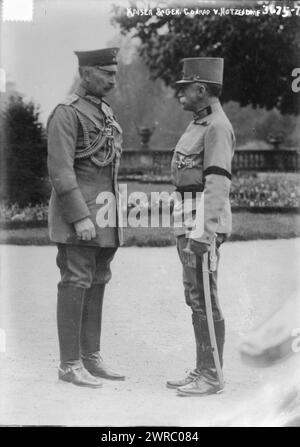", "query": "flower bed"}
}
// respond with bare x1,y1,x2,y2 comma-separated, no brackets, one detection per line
230,173,299,208
0,173,299,224
120,172,300,208
0,203,48,224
